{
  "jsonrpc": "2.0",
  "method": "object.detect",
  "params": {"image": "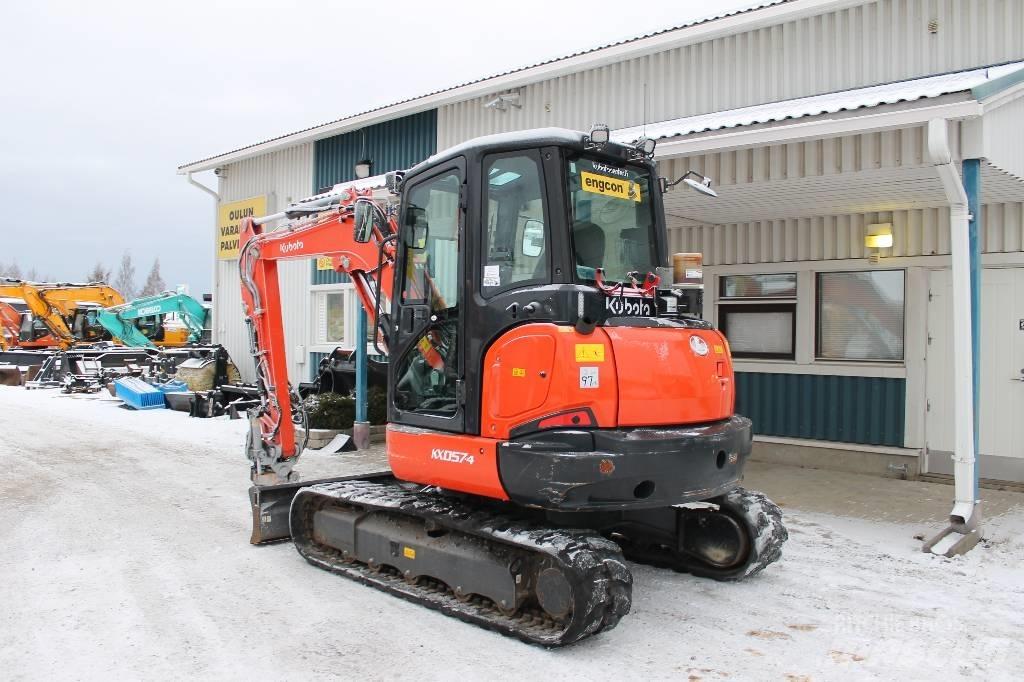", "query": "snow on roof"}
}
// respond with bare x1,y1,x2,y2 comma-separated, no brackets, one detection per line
178,0,795,172
612,60,1024,144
